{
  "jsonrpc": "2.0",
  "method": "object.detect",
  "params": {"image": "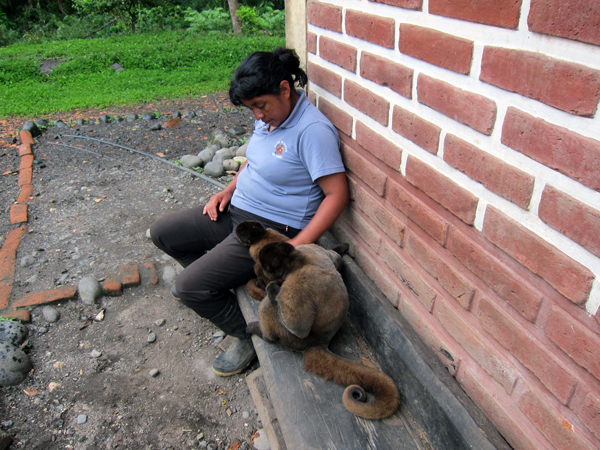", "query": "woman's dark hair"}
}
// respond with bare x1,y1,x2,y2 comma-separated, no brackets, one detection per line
229,48,308,106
